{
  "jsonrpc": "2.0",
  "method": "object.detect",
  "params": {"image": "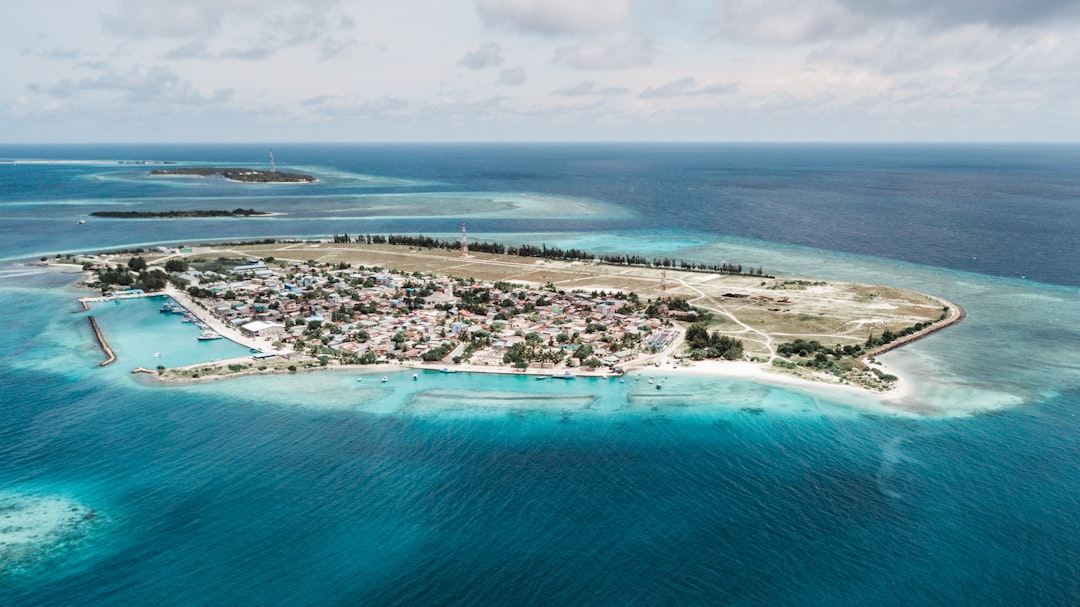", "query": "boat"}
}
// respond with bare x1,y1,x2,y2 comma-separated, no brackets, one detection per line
381,376,388,383
159,303,175,313
413,373,418,381
441,367,457,374
656,383,662,390
553,371,575,380
197,330,222,341
78,219,86,224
